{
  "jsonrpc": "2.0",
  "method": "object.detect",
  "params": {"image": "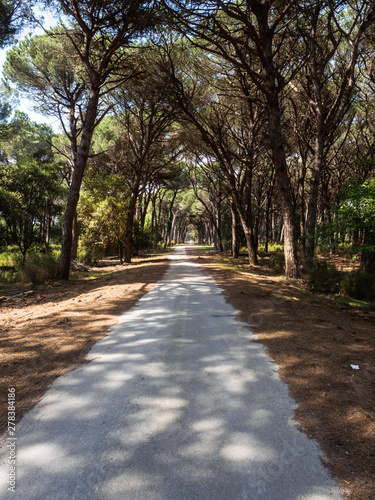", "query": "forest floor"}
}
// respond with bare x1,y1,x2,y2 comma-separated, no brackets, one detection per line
0,246,374,499
191,247,375,500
